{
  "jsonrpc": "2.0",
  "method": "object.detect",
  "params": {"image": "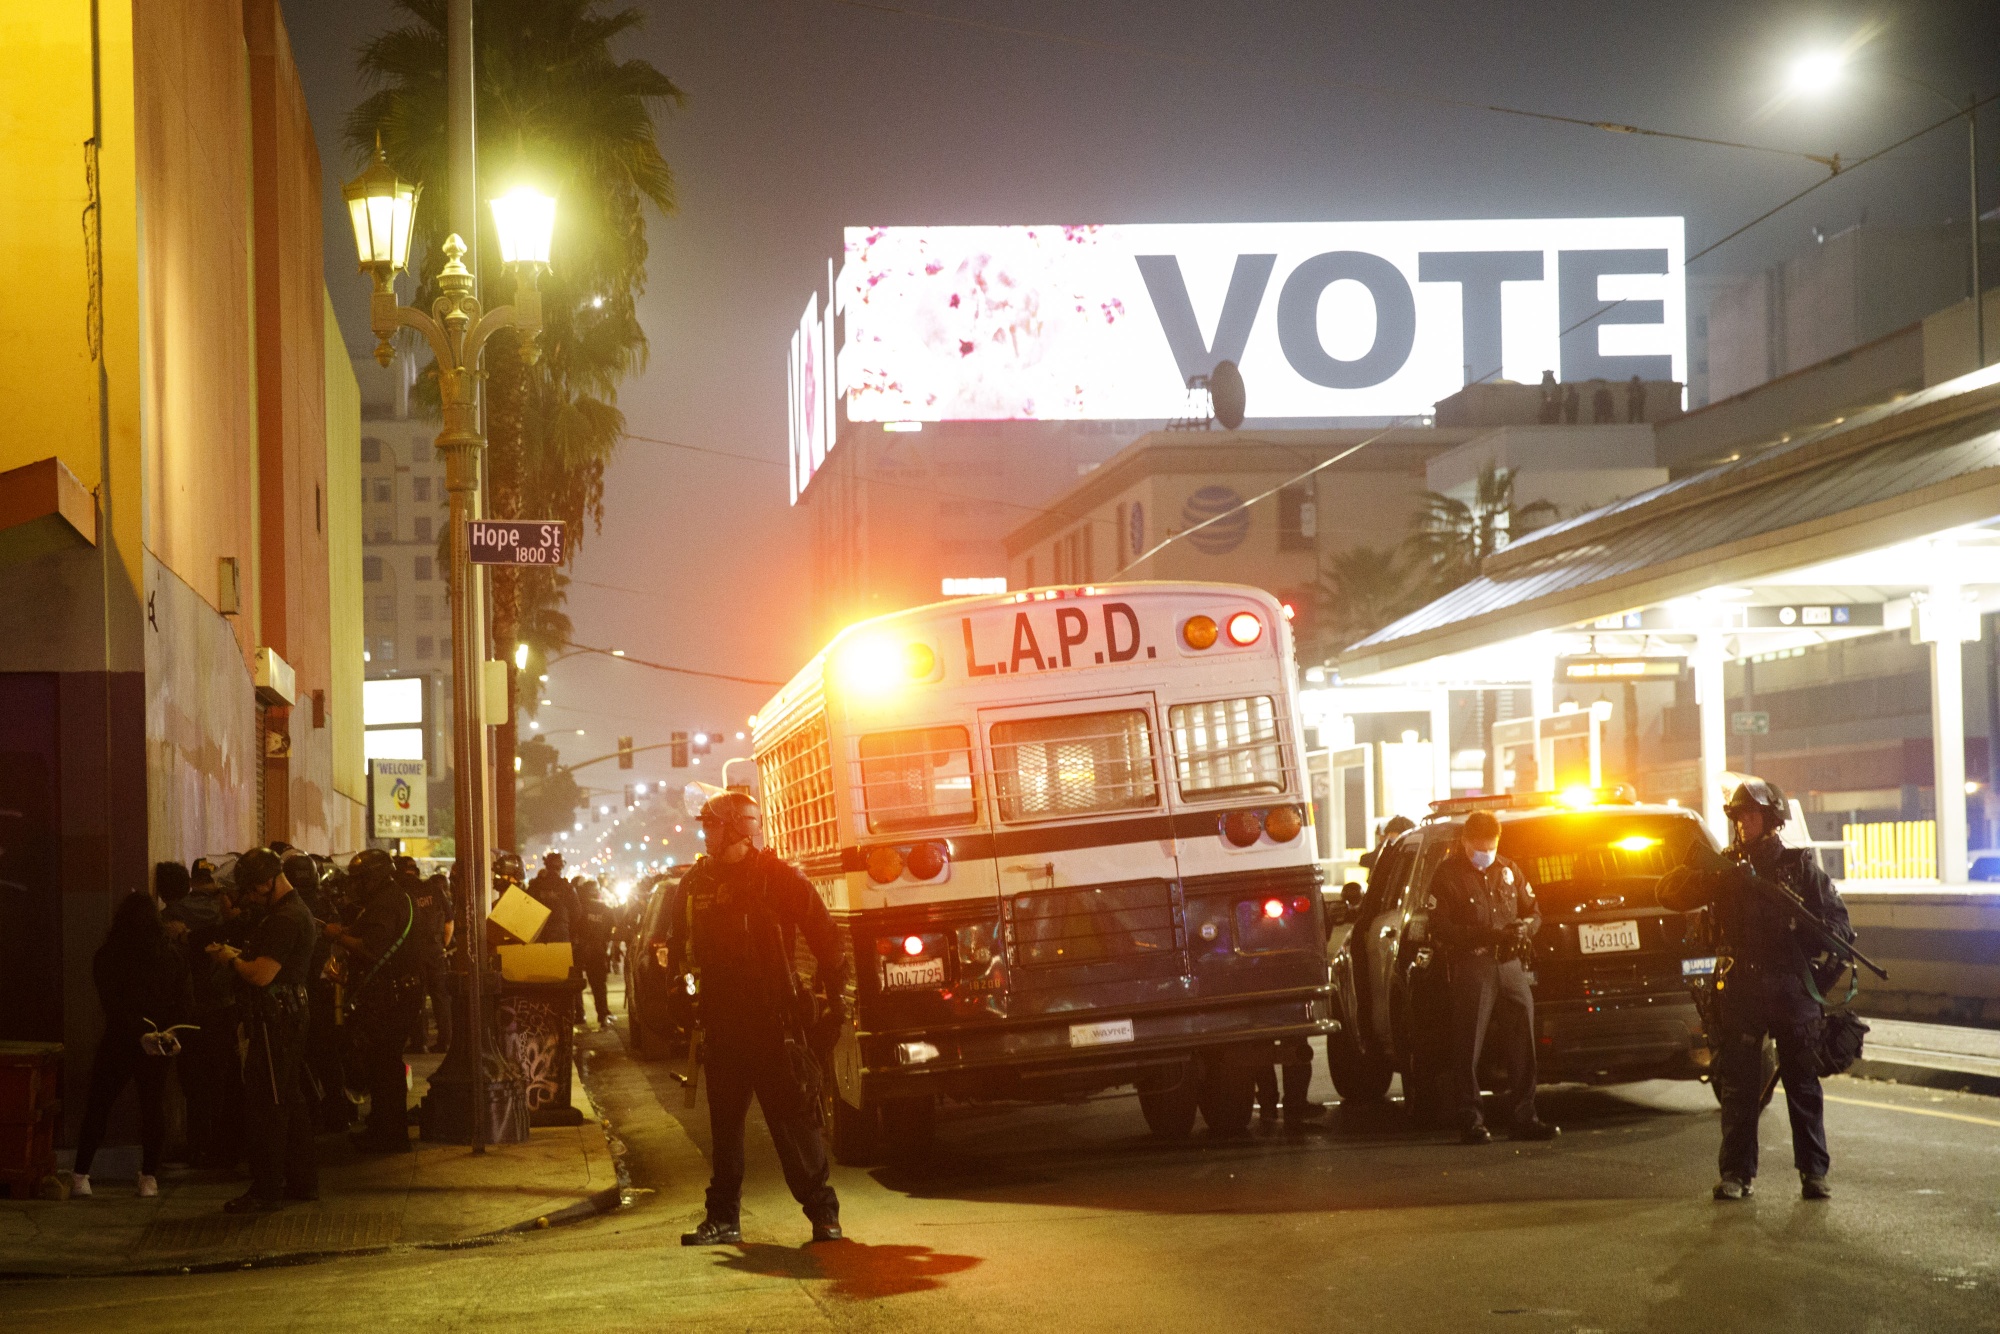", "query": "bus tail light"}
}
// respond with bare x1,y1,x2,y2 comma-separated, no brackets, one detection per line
901,934,925,957
1225,611,1263,646
1221,810,1262,847
1292,895,1313,915
866,845,905,883
1263,805,1303,843
1261,897,1286,920
905,841,947,880
1182,615,1219,650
